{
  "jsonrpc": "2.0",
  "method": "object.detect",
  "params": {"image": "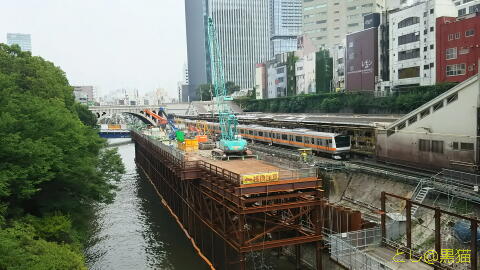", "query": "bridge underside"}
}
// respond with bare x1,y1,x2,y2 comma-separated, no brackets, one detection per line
95,111,158,126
